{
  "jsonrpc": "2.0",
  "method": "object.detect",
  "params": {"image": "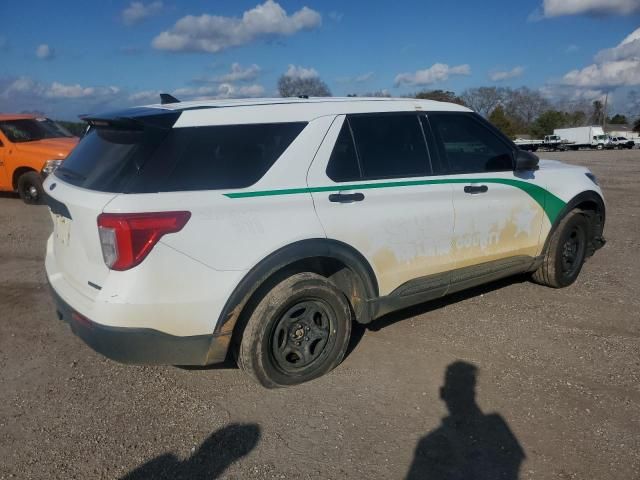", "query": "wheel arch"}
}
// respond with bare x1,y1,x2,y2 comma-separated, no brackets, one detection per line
12,166,38,190
213,238,379,345
542,190,606,256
